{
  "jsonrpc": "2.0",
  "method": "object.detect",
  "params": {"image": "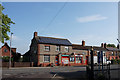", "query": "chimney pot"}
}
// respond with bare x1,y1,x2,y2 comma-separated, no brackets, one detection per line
34,32,37,37
117,44,120,49
101,43,104,48
82,40,85,46
104,43,107,48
